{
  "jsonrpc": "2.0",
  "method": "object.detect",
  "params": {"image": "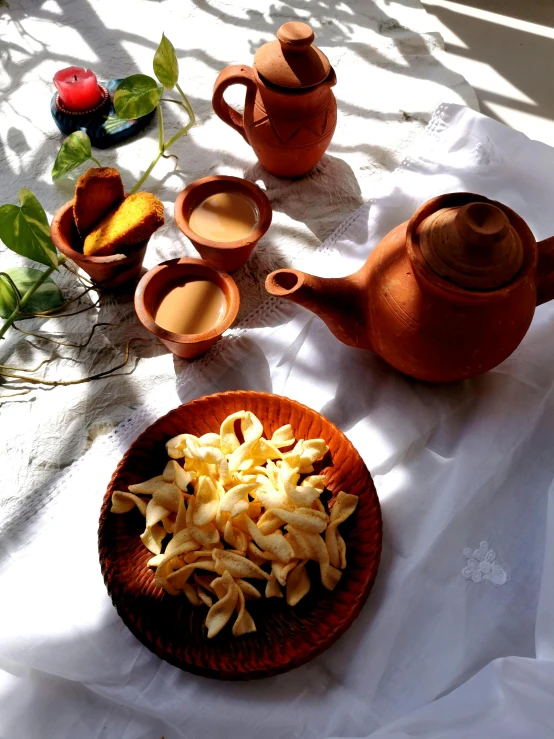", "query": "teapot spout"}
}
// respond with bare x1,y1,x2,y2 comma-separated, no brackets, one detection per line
537,236,554,305
265,268,373,350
